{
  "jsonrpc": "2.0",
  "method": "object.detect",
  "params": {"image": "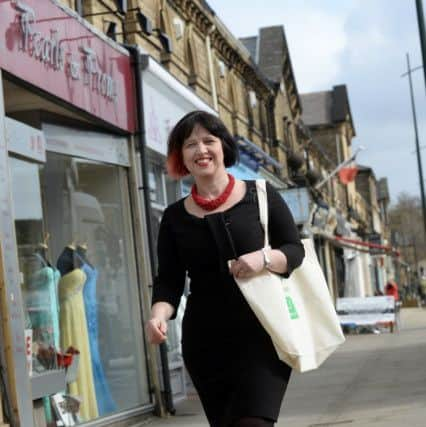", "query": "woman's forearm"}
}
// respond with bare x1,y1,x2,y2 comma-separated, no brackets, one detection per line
267,249,288,274
151,301,175,321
